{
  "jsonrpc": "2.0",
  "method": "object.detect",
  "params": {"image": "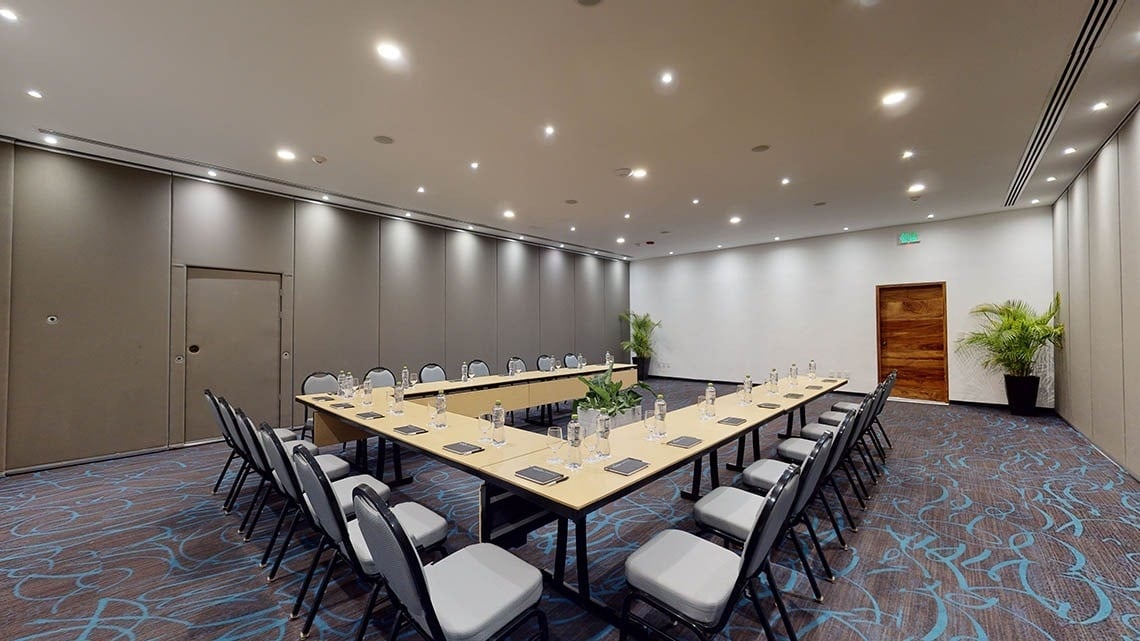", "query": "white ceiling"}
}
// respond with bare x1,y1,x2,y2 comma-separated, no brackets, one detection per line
2,0,1138,259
